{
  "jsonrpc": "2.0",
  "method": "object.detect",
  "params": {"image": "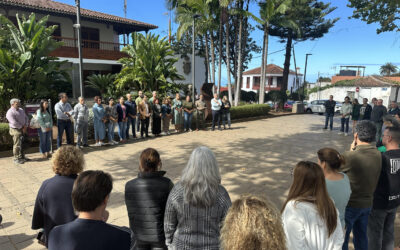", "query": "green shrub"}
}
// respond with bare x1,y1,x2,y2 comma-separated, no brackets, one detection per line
230,104,270,120
0,123,12,150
